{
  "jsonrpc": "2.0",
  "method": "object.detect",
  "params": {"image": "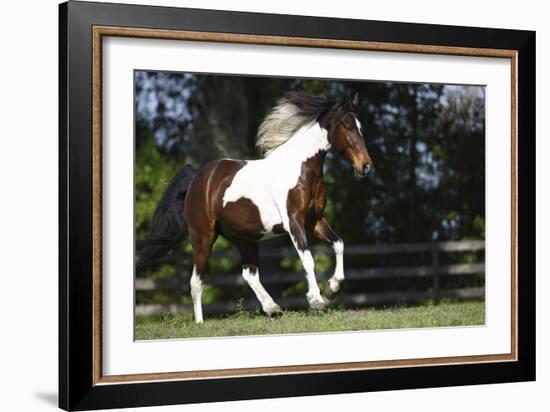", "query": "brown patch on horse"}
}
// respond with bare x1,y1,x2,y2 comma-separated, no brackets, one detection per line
286,151,328,249
183,160,229,273
184,159,245,233
218,197,267,241
271,223,285,234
